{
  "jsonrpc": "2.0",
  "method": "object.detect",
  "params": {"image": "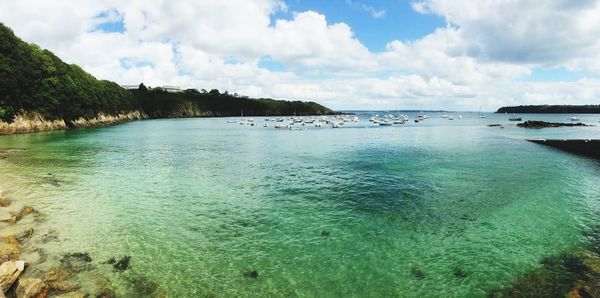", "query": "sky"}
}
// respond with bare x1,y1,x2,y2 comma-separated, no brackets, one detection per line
1,0,600,110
